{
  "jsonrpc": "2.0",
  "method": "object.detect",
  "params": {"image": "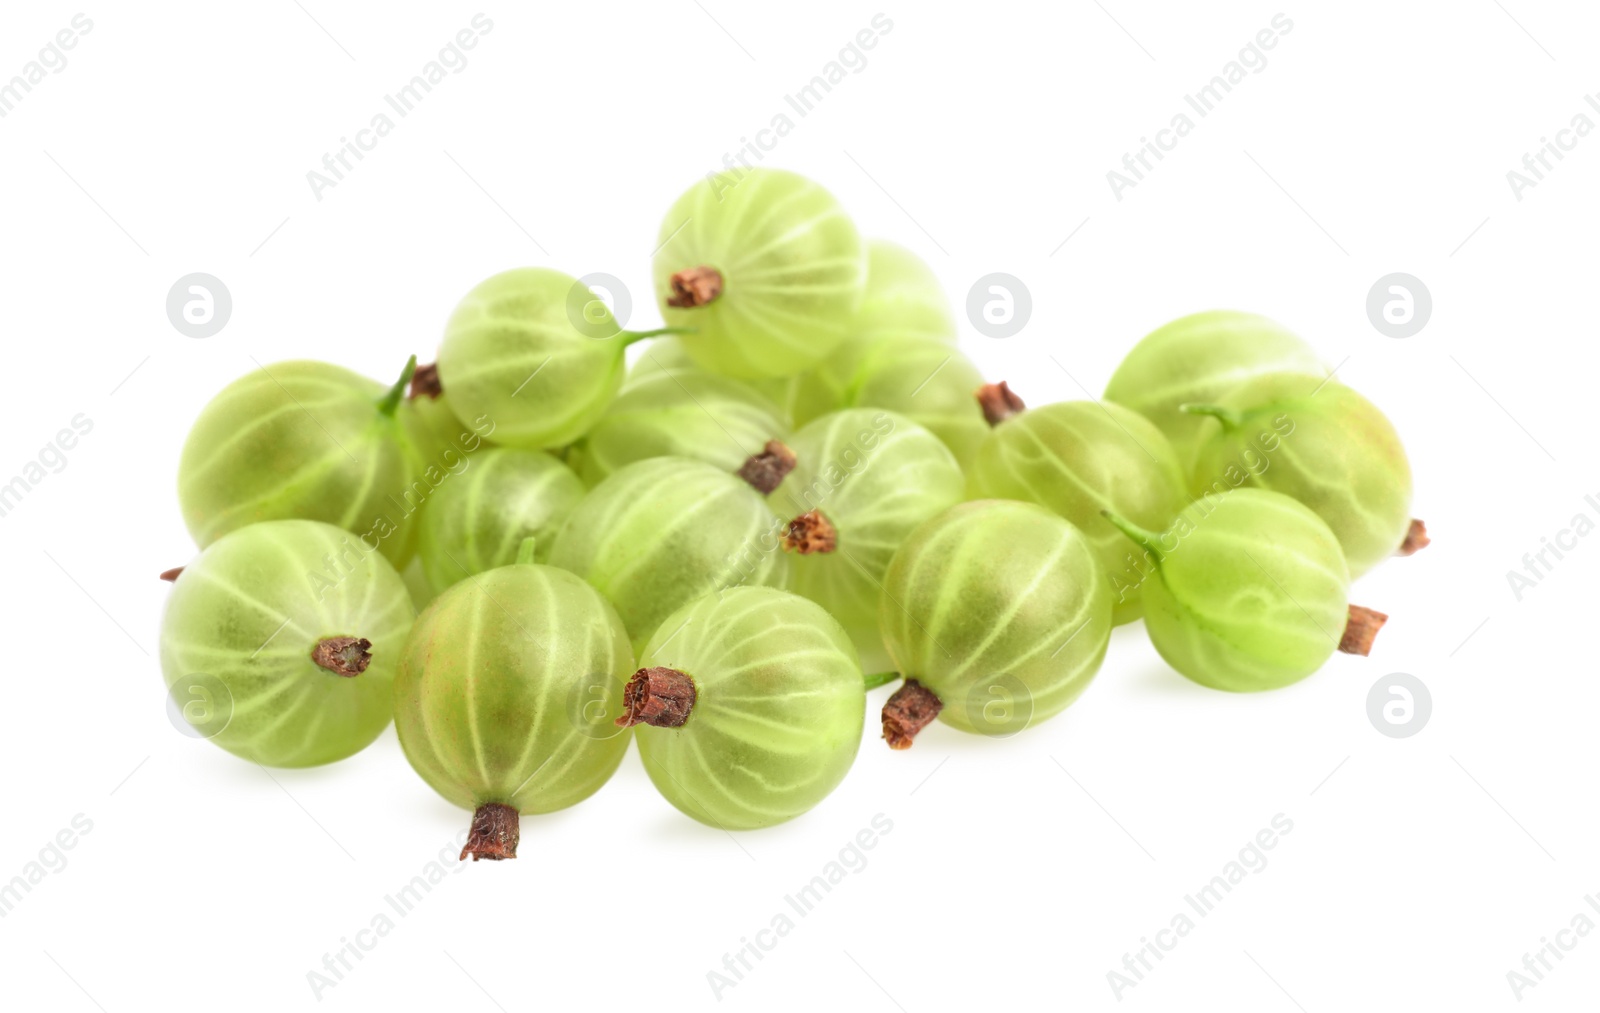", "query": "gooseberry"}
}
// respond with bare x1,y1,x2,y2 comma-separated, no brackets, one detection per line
1183,372,1416,578
1103,311,1324,467
1103,489,1387,692
772,409,963,666
394,539,634,860
435,267,683,450
159,519,414,766
549,454,791,653
967,389,1188,624
856,239,955,345
619,586,865,830
877,500,1113,748
415,447,586,594
652,168,866,379
177,357,420,566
